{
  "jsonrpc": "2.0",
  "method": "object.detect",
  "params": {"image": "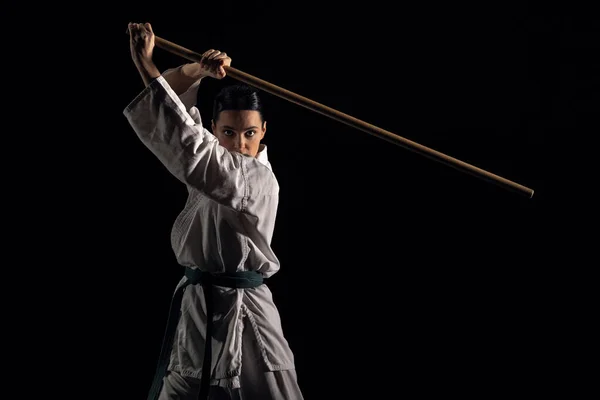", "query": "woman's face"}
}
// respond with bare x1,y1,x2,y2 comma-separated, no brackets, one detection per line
212,110,266,157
